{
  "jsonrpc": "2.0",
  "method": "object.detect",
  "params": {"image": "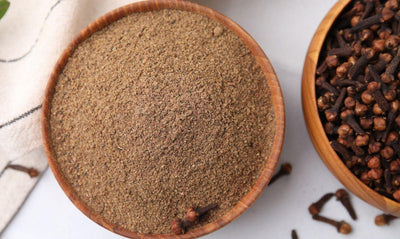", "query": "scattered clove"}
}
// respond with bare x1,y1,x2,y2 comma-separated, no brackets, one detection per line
308,193,334,216
375,213,398,226
268,163,292,185
185,203,218,223
171,203,218,235
5,164,39,178
312,214,352,234
171,218,191,235
335,189,357,220
291,229,299,239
